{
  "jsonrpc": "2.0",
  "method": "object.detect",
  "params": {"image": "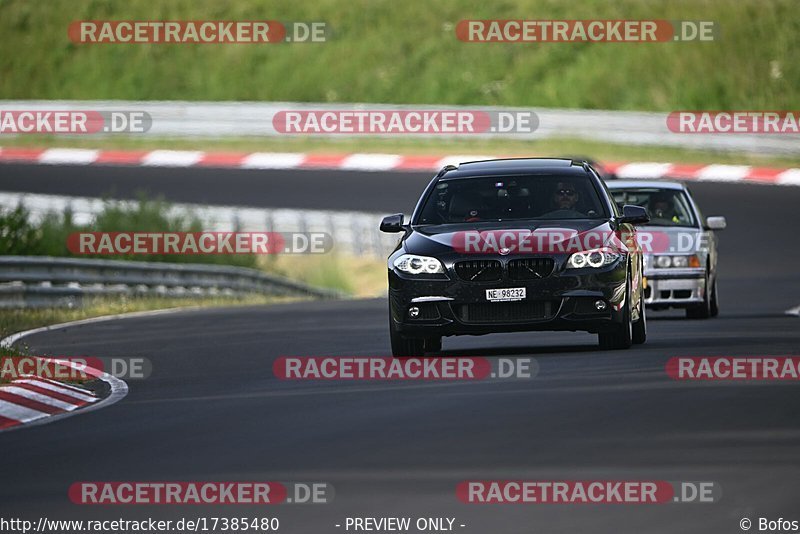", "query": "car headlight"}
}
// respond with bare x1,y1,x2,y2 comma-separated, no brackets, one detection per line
656,255,672,268
566,248,621,269
672,256,688,268
653,254,701,268
393,254,445,275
